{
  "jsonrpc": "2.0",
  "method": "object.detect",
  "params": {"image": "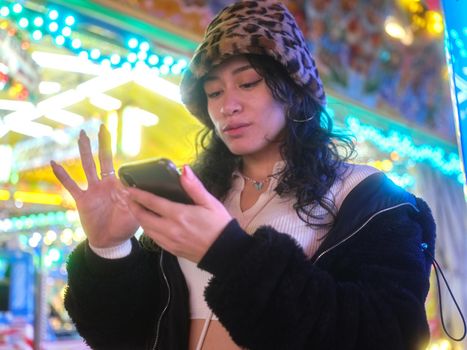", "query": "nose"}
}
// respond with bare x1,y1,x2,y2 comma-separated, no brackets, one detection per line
220,90,242,117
